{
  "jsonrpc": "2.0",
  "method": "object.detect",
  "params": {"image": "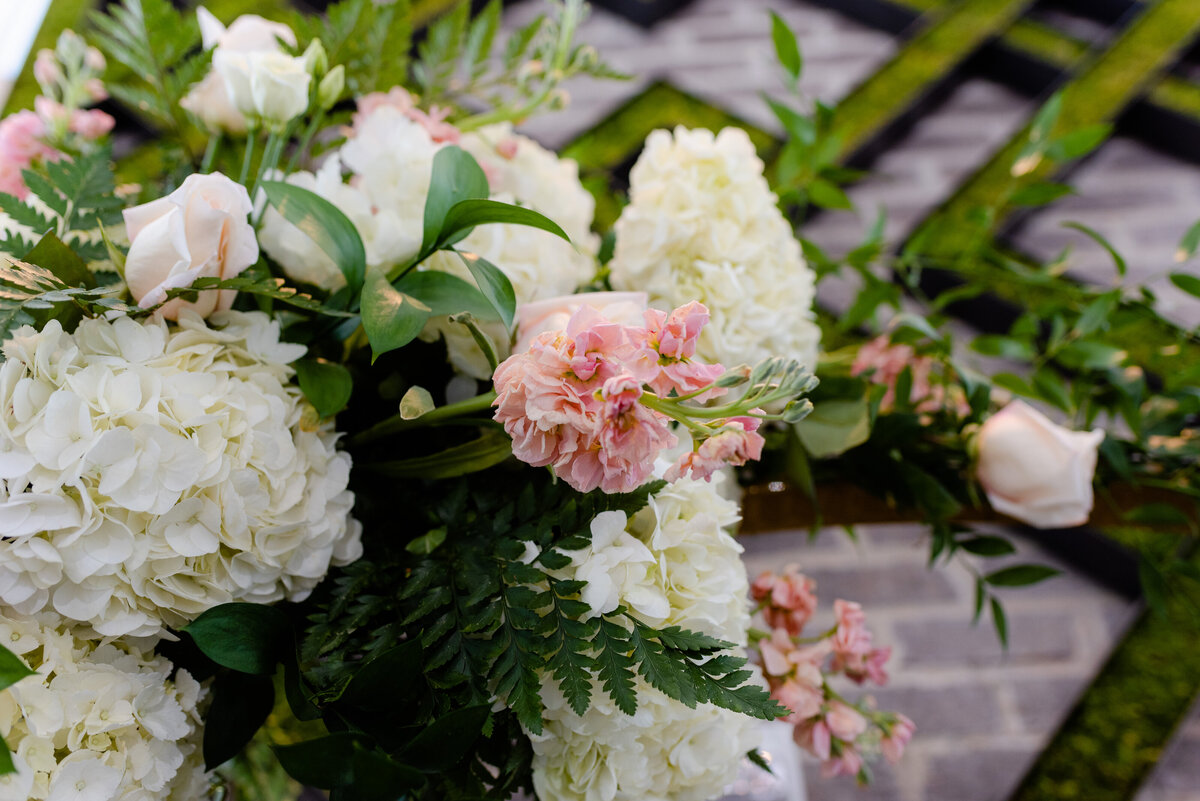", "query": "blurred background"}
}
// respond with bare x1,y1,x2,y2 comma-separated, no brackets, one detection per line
4,1,1200,800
